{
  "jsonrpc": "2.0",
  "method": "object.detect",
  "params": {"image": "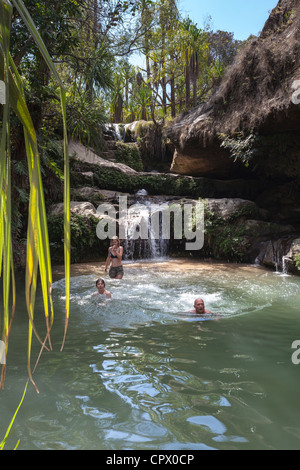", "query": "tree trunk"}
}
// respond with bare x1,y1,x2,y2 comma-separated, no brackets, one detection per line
185,52,191,110
192,74,197,108
170,74,176,117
